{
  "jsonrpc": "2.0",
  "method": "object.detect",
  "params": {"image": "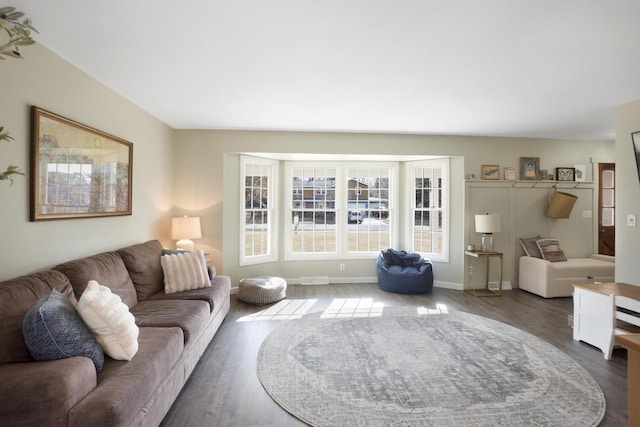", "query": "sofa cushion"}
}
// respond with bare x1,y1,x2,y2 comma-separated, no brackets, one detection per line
536,238,567,262
67,327,184,427
146,275,231,313
117,240,164,301
161,249,210,294
130,299,210,344
549,257,616,279
0,270,76,364
54,251,138,308
22,290,104,371
519,236,543,258
77,280,139,361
